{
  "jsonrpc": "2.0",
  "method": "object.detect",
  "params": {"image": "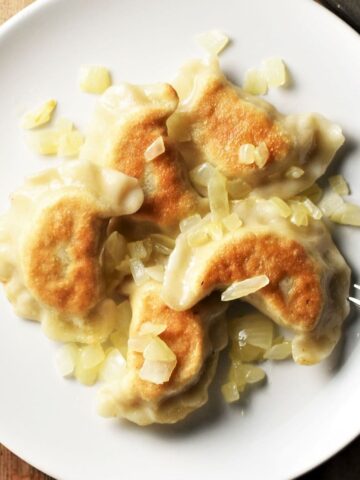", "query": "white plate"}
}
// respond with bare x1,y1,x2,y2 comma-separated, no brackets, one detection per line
0,0,359,479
